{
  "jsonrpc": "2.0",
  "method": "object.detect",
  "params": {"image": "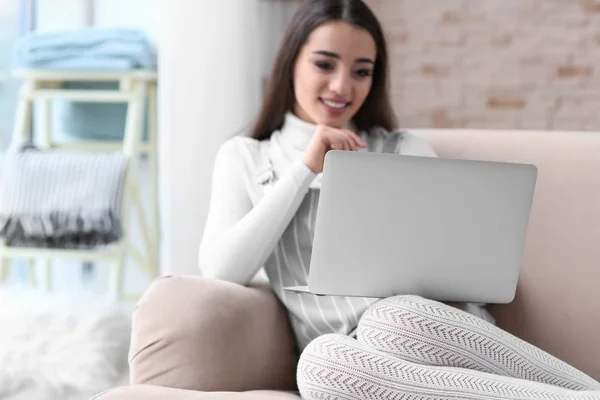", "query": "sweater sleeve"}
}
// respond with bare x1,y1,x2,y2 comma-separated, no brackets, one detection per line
198,139,316,285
